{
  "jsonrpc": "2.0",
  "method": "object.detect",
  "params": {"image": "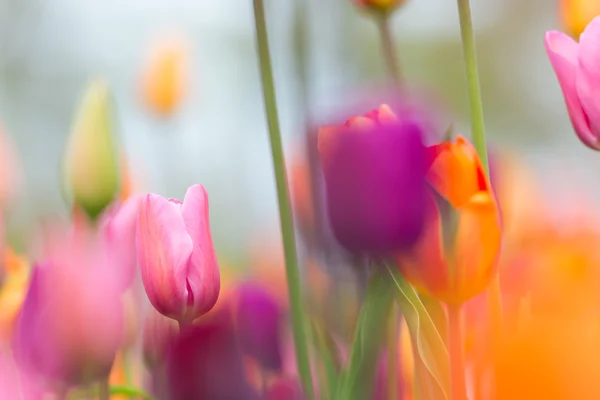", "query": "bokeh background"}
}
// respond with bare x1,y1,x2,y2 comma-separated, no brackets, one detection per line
0,0,596,260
